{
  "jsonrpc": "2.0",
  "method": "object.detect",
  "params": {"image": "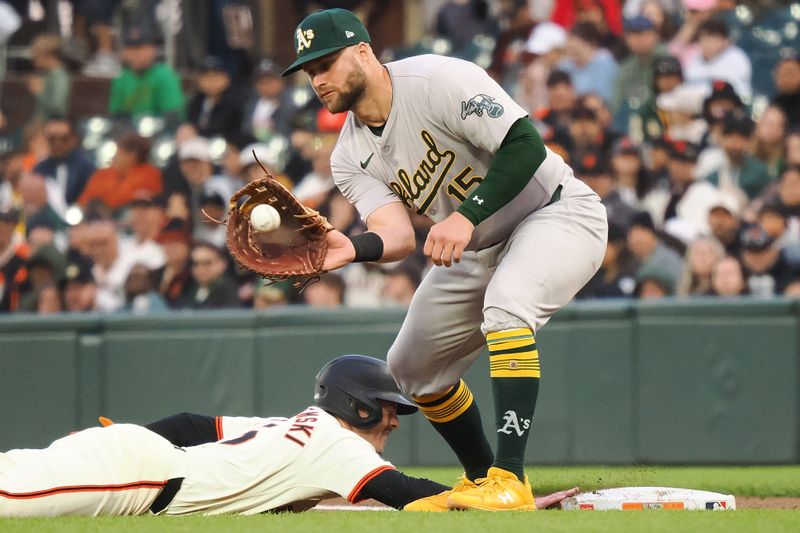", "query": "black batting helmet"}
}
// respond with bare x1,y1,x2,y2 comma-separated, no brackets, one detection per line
314,355,417,429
